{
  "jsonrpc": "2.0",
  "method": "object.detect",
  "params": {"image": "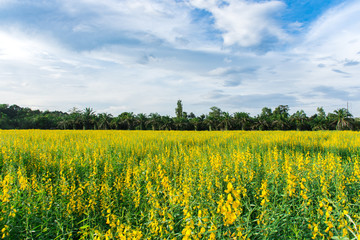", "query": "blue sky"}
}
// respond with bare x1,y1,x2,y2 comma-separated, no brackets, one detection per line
1,0,359,116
